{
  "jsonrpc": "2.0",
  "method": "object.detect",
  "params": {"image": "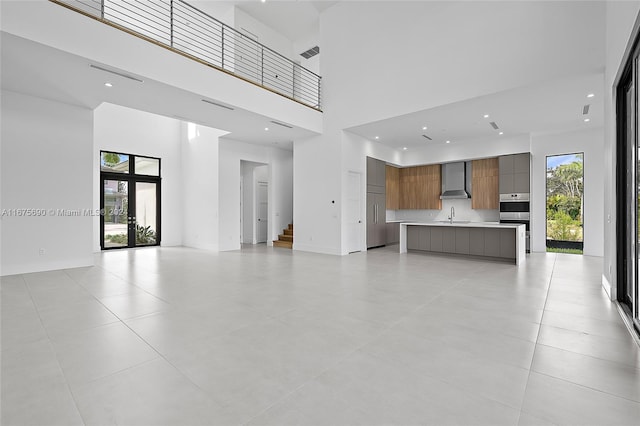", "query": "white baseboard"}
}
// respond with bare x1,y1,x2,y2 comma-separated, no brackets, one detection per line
293,243,342,256
602,274,613,300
